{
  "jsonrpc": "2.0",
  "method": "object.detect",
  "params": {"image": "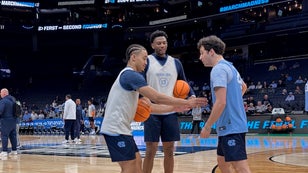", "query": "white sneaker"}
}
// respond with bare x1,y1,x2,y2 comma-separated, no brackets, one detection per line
78,138,82,142
89,131,96,135
10,151,18,155
0,152,8,157
62,140,69,144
